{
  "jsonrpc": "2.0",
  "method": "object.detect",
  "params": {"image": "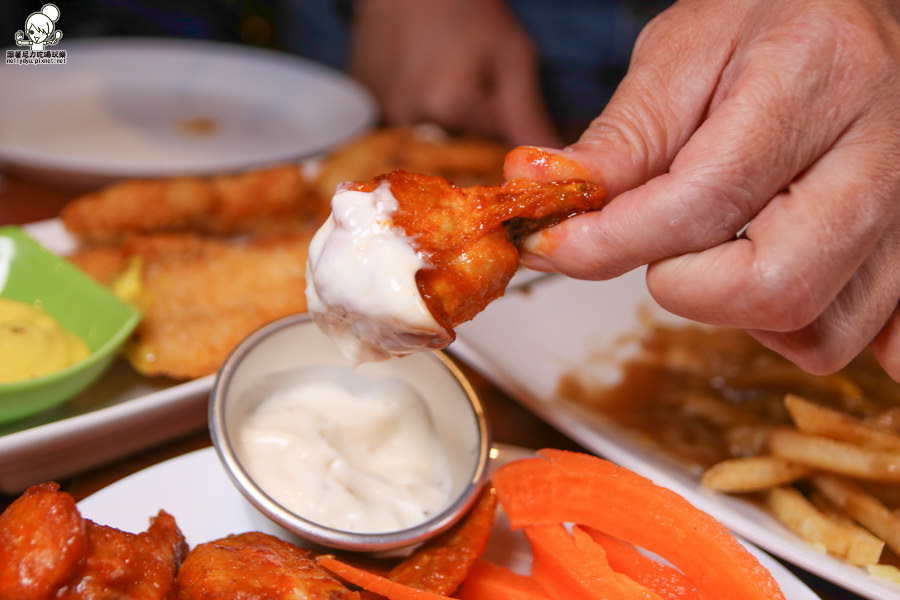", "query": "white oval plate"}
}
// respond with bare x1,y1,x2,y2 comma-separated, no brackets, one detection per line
0,38,376,186
76,444,817,598
451,271,900,600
